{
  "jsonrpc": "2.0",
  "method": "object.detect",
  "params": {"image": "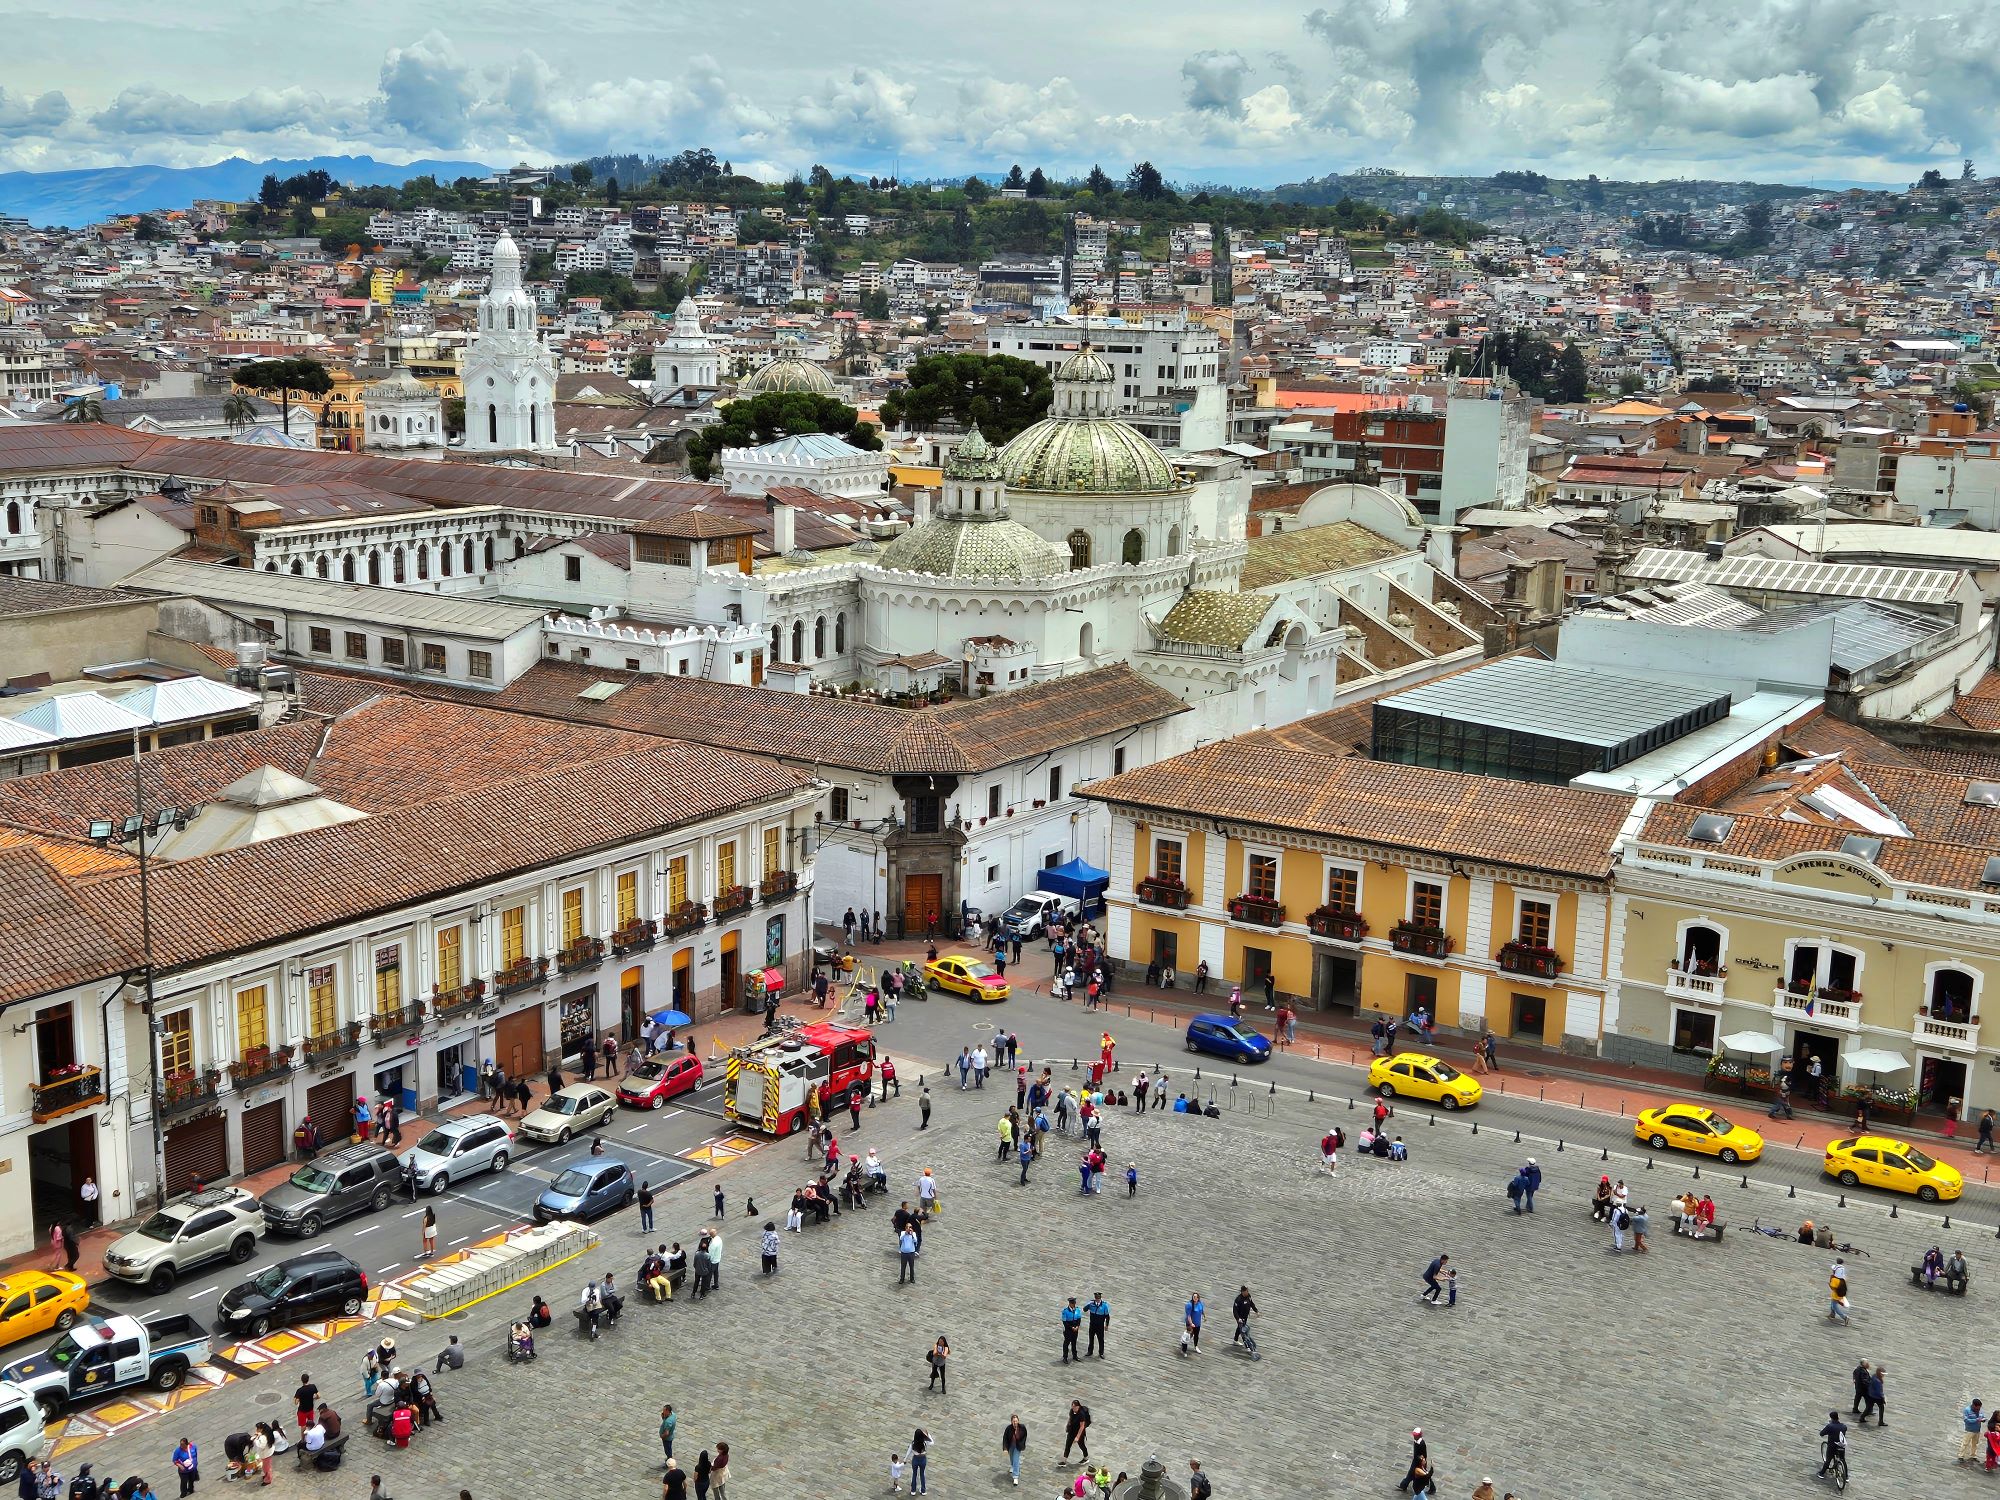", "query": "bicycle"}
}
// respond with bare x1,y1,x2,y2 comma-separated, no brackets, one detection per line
1816,1440,1848,1491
